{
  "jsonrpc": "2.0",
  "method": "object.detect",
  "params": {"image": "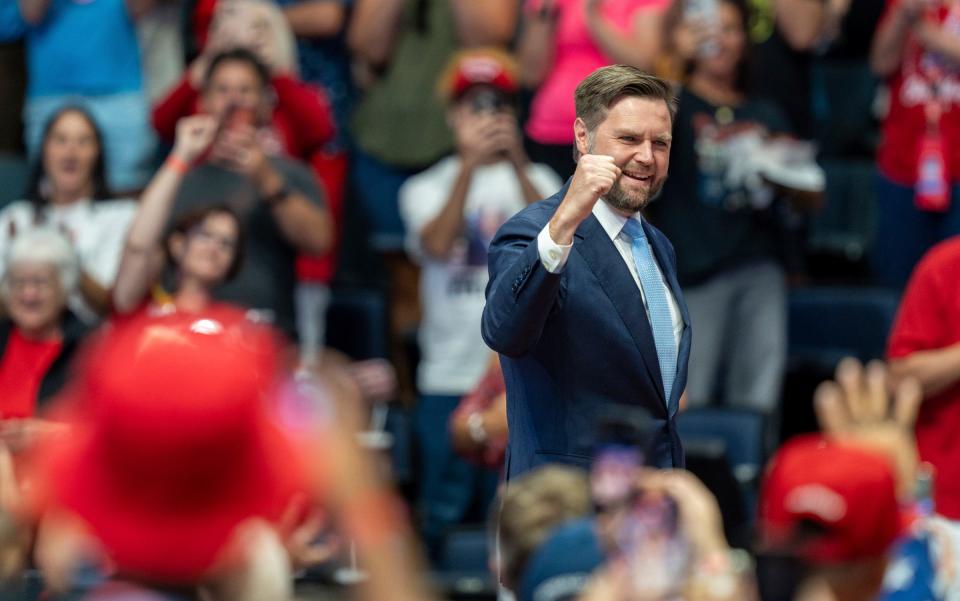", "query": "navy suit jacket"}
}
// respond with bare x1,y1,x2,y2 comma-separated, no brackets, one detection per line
481,182,691,479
